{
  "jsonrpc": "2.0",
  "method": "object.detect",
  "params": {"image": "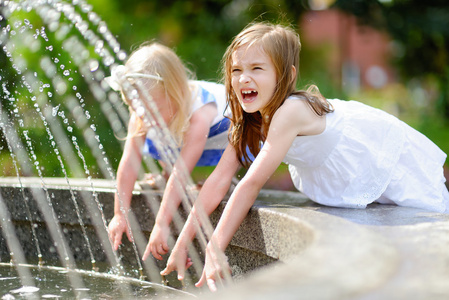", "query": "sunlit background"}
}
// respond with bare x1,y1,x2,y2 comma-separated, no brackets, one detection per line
1,0,448,190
